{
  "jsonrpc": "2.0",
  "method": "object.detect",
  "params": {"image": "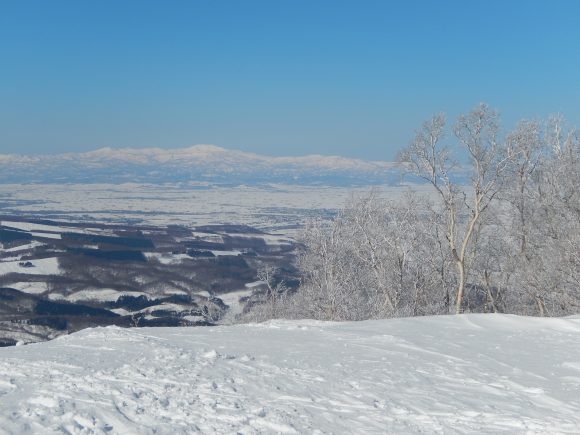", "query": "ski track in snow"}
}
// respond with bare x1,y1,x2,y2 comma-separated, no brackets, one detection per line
1,314,580,434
